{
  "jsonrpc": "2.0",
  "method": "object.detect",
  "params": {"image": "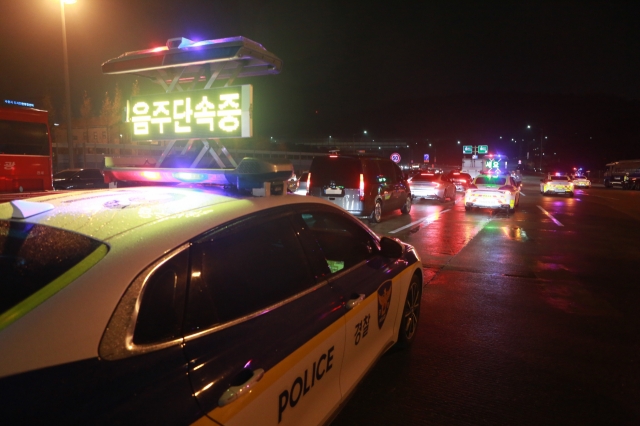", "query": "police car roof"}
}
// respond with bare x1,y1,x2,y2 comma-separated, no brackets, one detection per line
0,186,327,242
